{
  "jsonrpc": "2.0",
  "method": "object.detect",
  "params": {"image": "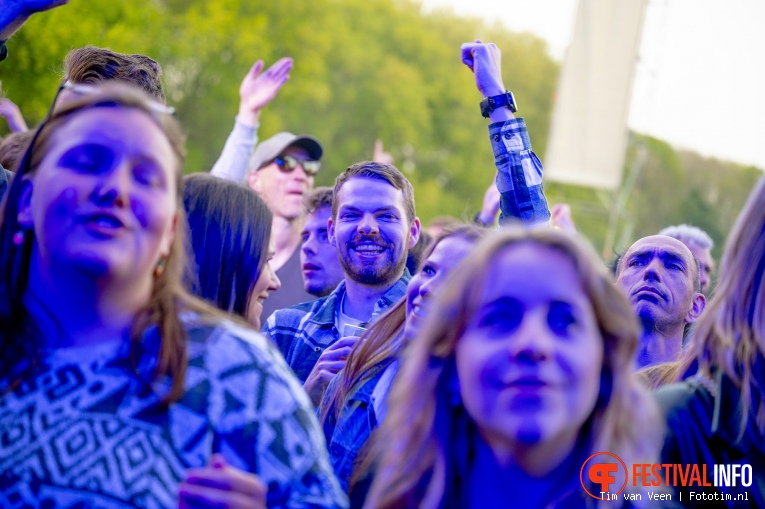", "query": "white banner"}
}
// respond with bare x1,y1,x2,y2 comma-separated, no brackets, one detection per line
544,0,648,189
